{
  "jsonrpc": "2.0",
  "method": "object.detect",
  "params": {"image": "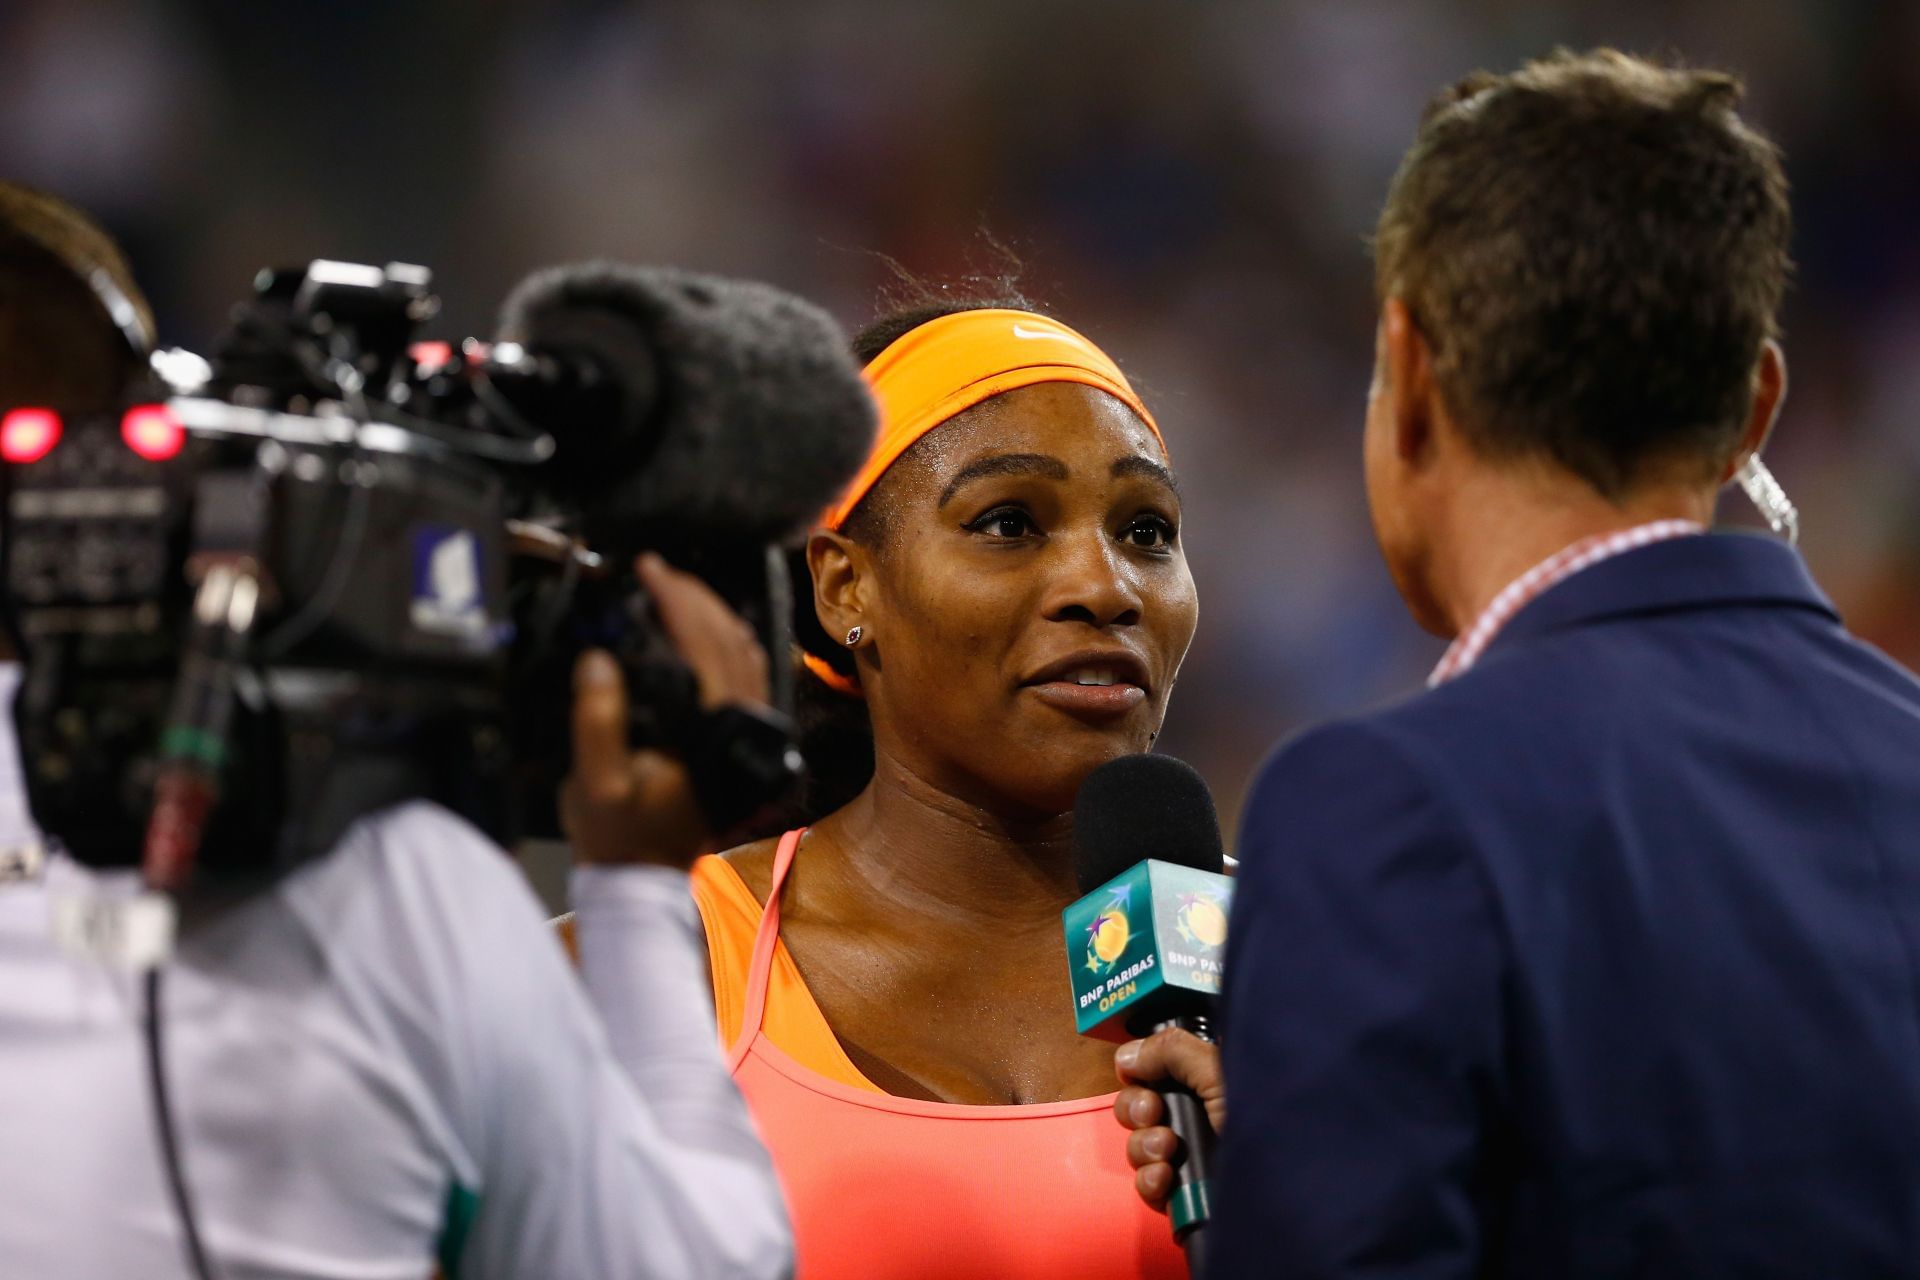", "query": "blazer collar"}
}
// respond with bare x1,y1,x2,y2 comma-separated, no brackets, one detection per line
1483,531,1838,663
